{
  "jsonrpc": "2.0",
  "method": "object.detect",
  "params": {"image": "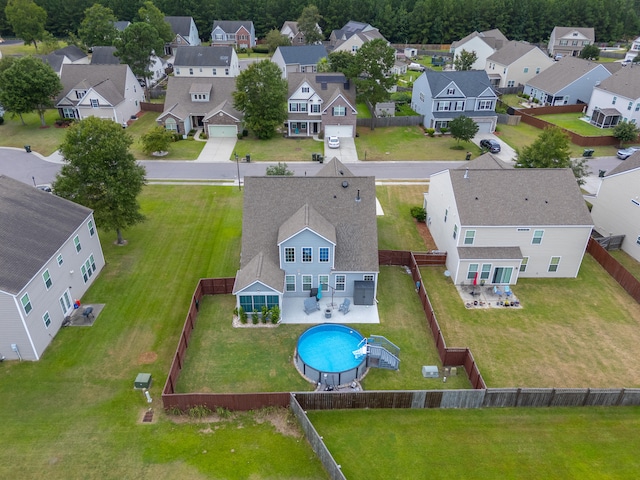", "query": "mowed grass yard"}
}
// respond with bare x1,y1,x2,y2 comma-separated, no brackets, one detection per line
536,112,611,136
